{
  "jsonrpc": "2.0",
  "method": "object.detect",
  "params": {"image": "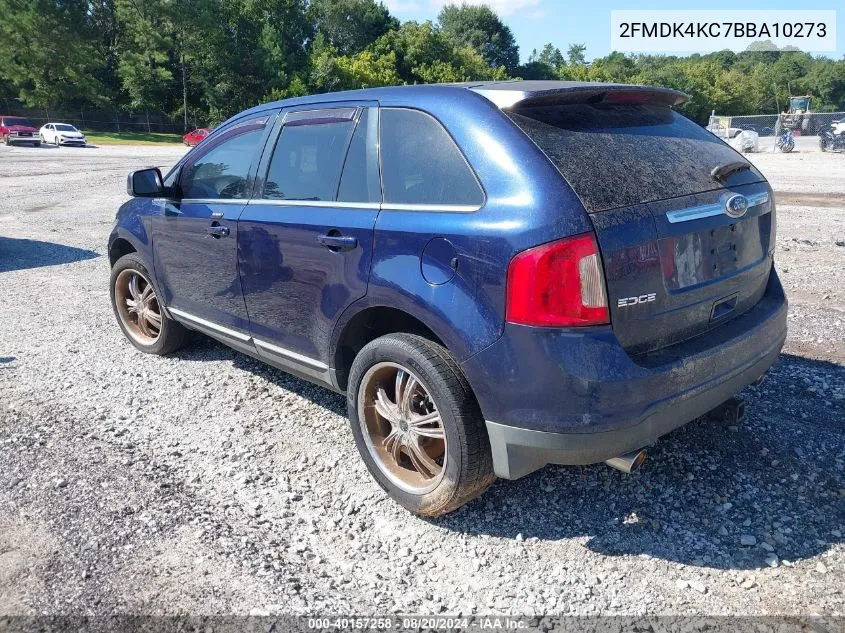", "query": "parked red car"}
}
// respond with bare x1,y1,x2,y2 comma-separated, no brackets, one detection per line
183,128,211,146
1,116,41,147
